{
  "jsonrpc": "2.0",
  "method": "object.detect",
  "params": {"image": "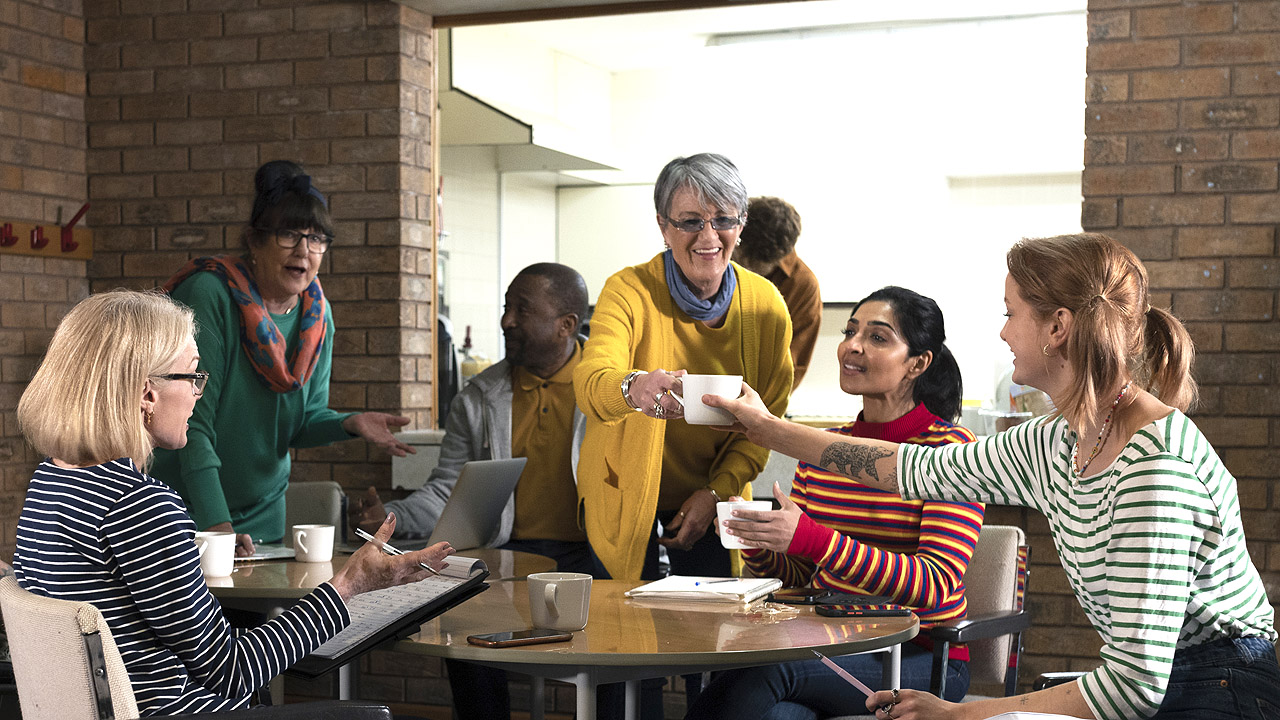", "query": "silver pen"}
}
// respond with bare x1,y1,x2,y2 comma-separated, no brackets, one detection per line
354,527,440,575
